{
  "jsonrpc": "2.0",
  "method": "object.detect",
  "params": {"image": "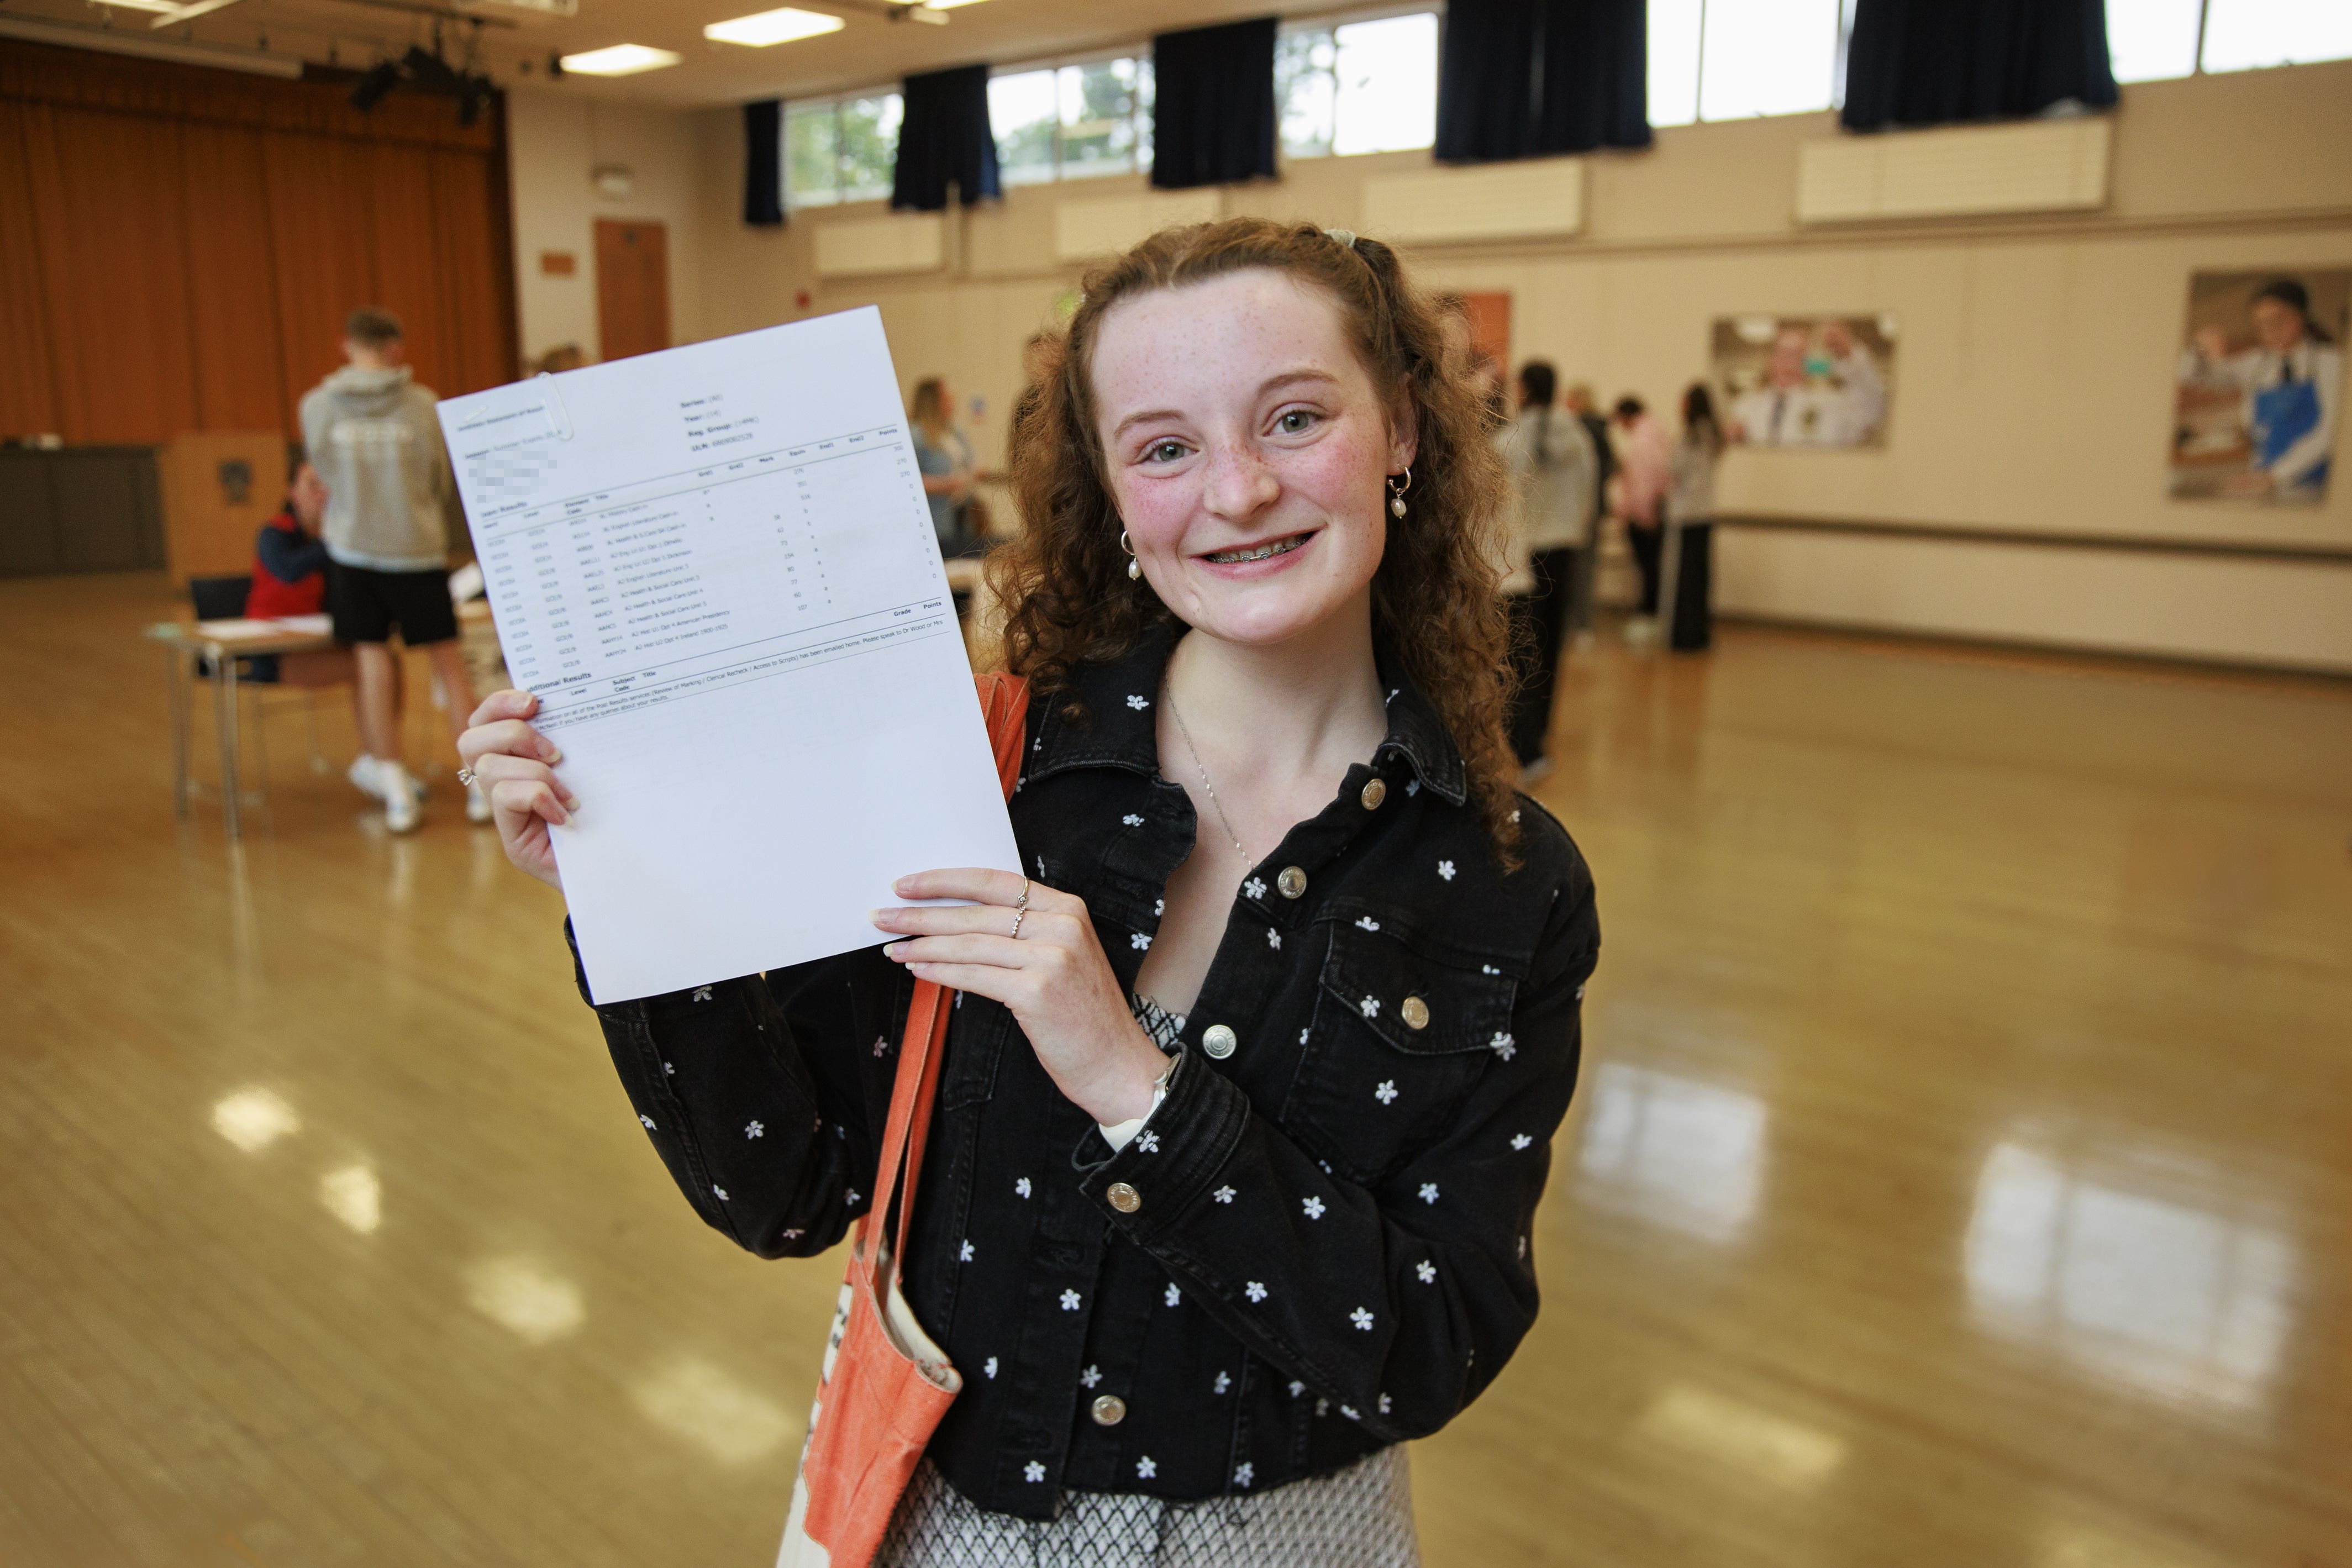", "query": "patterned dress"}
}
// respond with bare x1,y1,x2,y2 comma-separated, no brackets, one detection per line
874,998,1422,1568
